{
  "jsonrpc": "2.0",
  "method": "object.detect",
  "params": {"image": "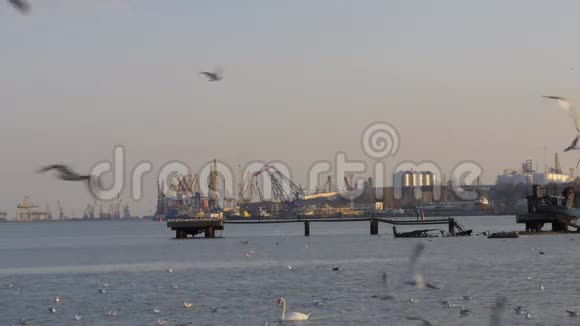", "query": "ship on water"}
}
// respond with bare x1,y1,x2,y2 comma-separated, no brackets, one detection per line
16,196,49,221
